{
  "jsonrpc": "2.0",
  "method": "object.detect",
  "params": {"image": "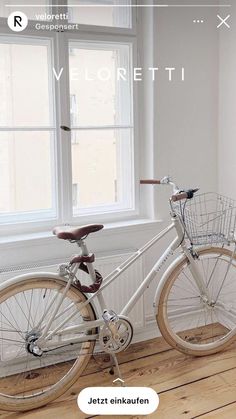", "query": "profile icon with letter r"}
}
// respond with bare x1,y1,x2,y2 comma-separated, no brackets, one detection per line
8,11,28,32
